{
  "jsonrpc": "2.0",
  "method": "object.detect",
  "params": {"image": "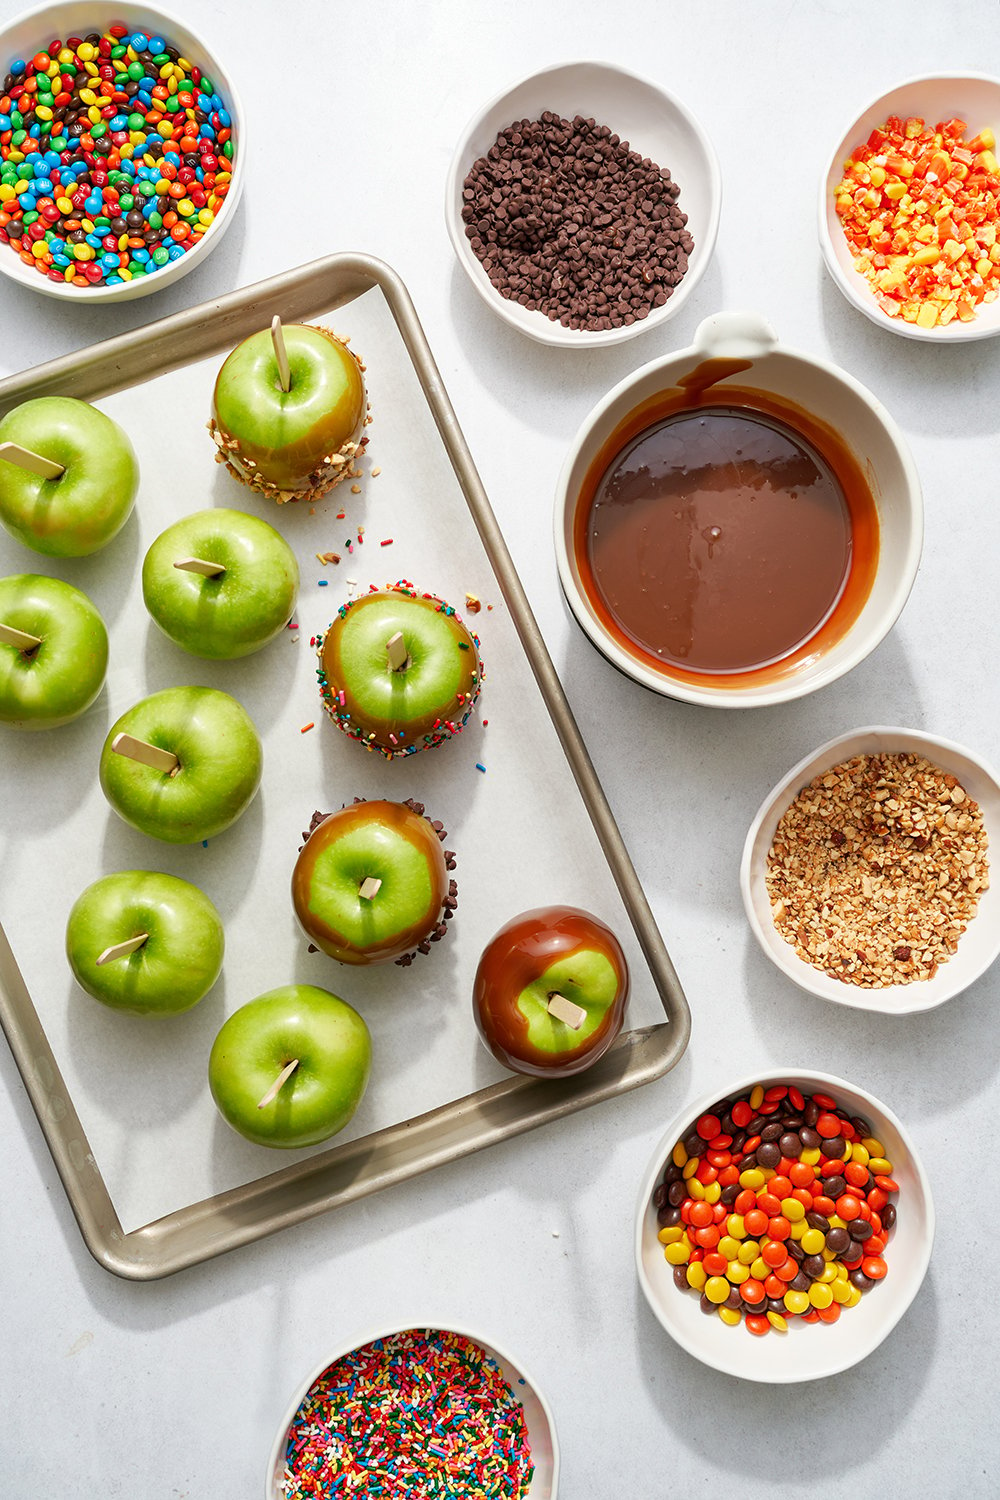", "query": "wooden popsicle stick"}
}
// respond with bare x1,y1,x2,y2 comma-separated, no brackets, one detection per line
386,631,408,671
96,933,149,966
547,992,587,1030
257,1058,299,1110
173,557,226,578
271,315,291,393
110,732,179,775
359,876,382,900
0,440,65,480
0,621,42,650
